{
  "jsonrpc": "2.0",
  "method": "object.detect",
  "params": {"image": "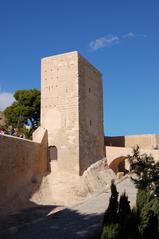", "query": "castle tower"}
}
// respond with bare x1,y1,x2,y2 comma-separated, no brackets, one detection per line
41,51,104,175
